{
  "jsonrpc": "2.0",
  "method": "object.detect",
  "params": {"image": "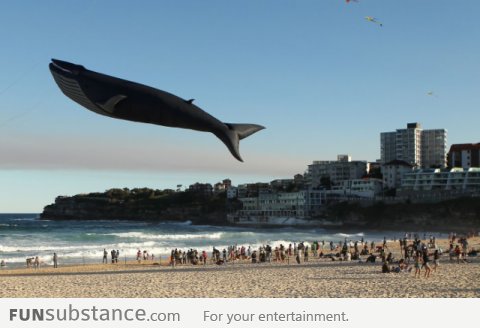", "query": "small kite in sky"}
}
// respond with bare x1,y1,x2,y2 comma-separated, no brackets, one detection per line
365,16,383,27
427,91,438,98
